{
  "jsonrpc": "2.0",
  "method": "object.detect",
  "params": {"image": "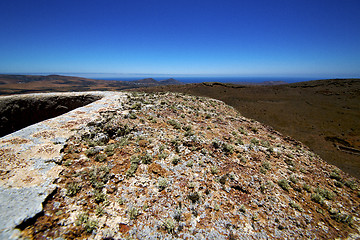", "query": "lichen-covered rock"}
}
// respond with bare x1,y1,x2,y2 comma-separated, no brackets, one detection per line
15,92,360,239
